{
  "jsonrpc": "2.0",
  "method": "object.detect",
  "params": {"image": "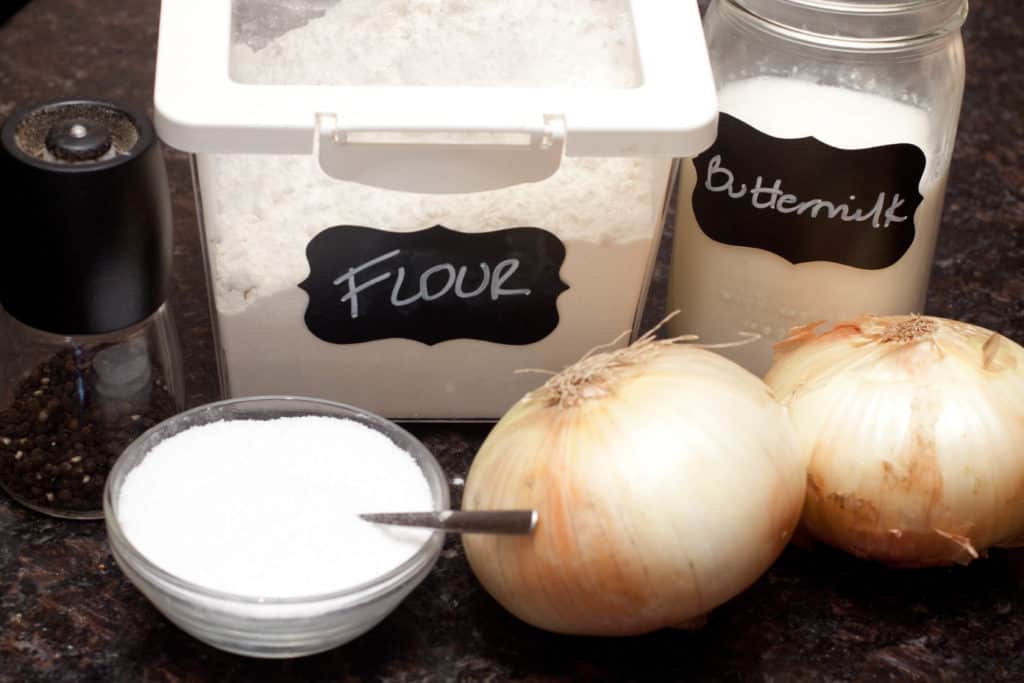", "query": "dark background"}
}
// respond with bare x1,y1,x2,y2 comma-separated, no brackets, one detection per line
0,2,31,24
1,0,1023,680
